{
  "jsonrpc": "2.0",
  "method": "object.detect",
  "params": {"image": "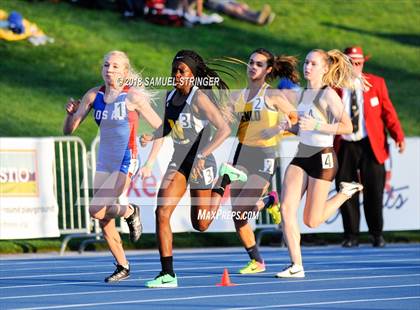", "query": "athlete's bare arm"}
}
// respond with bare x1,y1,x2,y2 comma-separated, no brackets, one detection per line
299,88,352,135
127,88,162,130
63,87,99,135
195,90,231,157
